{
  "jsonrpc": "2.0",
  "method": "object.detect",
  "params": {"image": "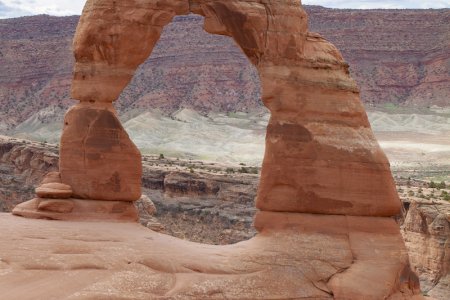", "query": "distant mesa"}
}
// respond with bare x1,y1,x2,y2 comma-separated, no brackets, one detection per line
0,6,448,133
